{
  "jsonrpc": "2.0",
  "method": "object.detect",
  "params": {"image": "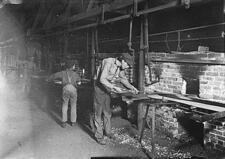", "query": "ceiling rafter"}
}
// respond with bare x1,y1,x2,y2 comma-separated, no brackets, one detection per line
41,7,55,29
32,0,145,34
31,1,44,30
